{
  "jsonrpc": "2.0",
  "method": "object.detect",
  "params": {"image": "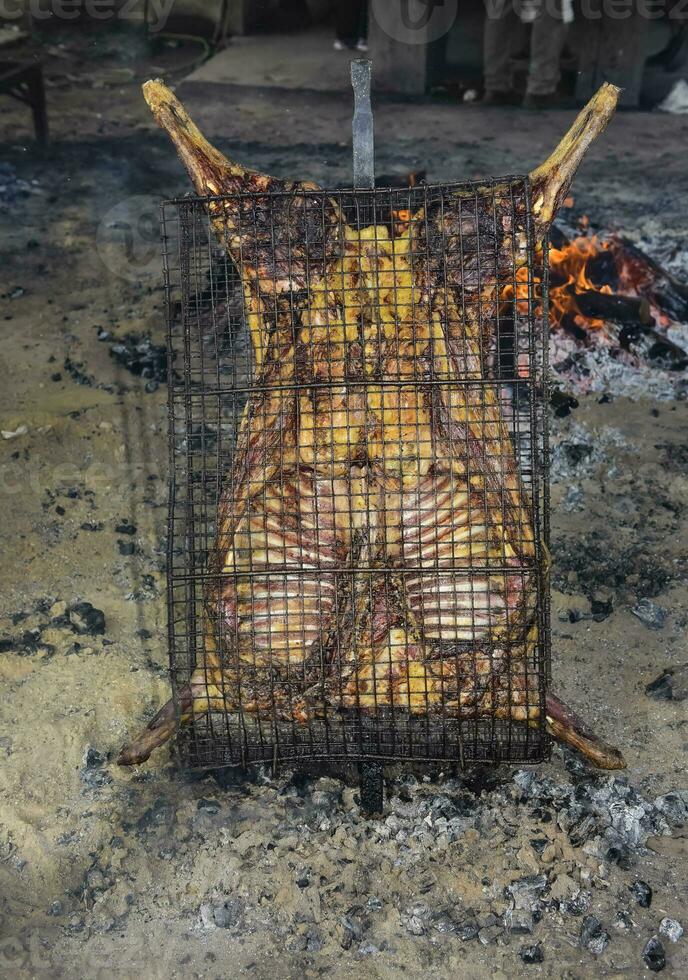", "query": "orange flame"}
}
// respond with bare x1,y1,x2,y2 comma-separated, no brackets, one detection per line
502,265,533,317
501,226,615,331
549,234,612,329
